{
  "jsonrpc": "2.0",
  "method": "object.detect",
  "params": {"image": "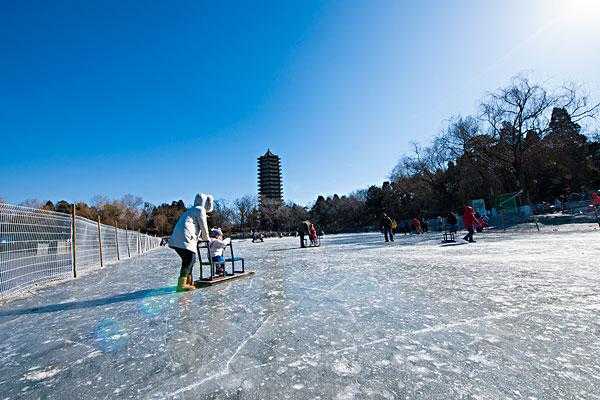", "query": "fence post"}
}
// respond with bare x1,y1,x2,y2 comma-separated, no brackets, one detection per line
114,223,120,261
125,226,131,258
97,216,104,268
71,205,77,278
